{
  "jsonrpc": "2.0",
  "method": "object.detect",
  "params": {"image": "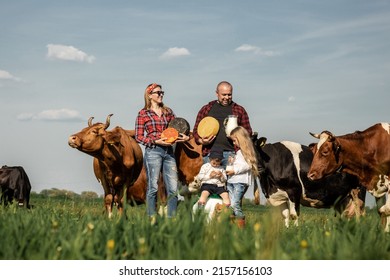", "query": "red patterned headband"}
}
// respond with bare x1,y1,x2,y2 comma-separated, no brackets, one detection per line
146,83,158,94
